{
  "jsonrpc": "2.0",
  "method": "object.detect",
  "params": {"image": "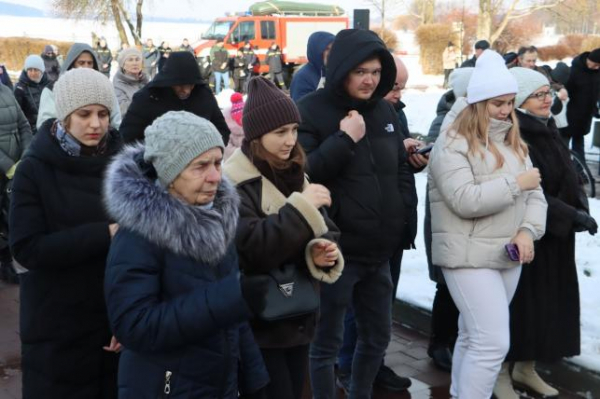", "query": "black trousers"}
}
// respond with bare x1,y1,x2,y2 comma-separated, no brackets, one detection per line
430,283,459,347
261,344,308,399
